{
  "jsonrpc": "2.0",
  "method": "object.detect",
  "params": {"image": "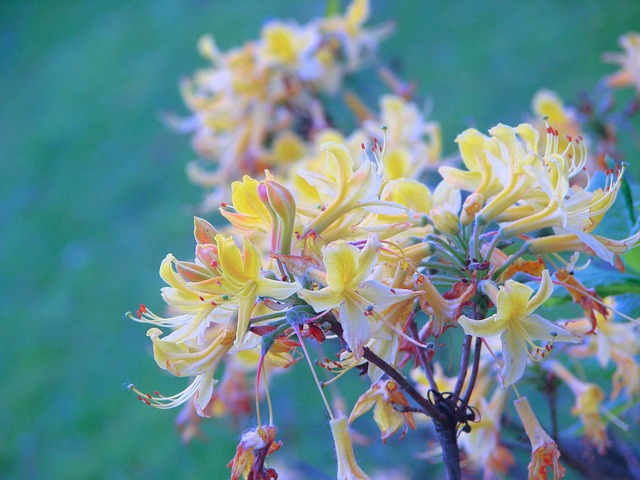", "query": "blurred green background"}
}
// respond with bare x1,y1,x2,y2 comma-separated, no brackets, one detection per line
2,1,640,478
